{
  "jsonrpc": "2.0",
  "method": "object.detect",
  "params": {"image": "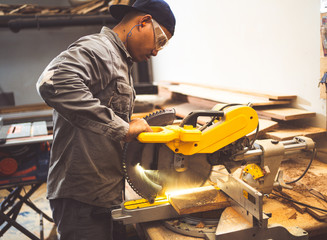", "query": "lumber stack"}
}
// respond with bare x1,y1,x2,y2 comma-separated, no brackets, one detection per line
158,82,326,141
